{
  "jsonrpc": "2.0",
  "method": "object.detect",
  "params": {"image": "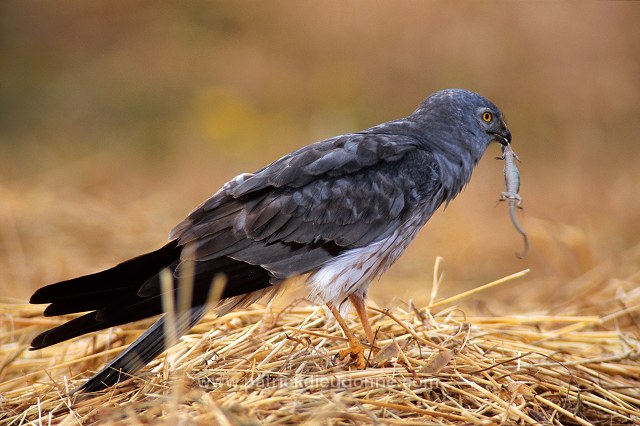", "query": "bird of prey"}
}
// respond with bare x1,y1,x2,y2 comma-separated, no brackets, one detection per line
29,88,512,394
